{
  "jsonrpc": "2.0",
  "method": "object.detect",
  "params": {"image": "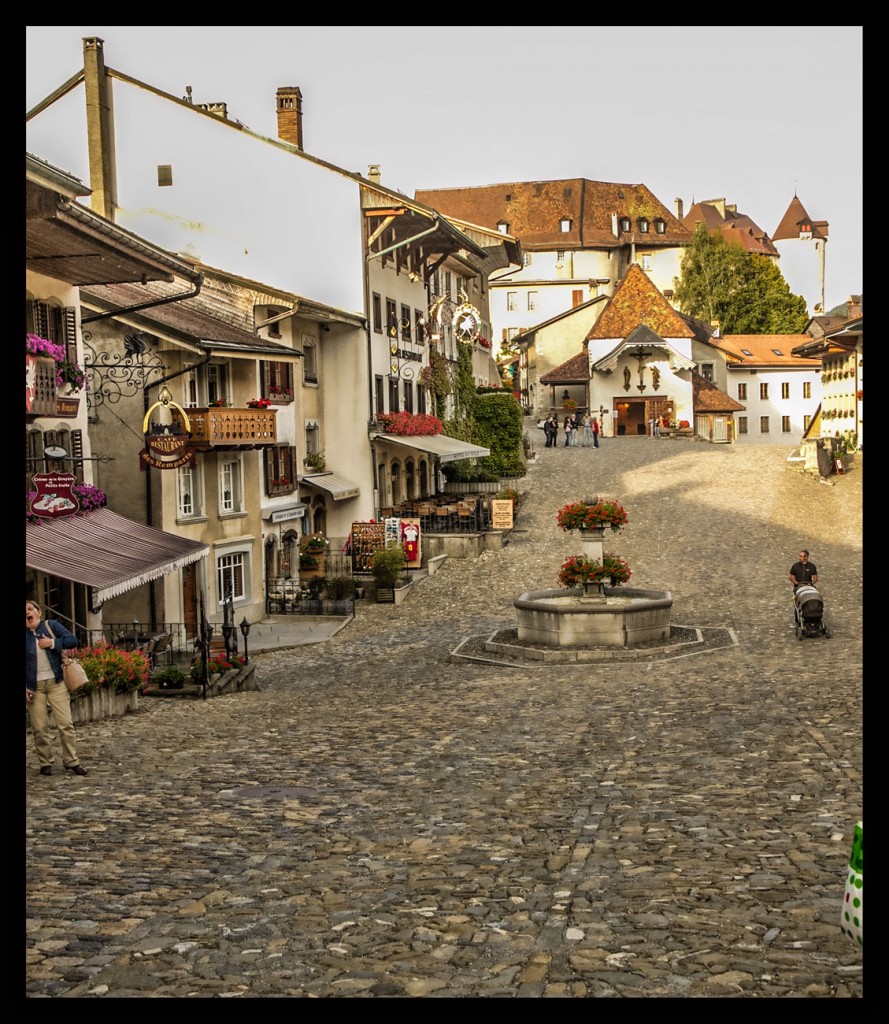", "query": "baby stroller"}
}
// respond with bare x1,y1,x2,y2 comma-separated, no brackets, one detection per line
794,584,830,639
